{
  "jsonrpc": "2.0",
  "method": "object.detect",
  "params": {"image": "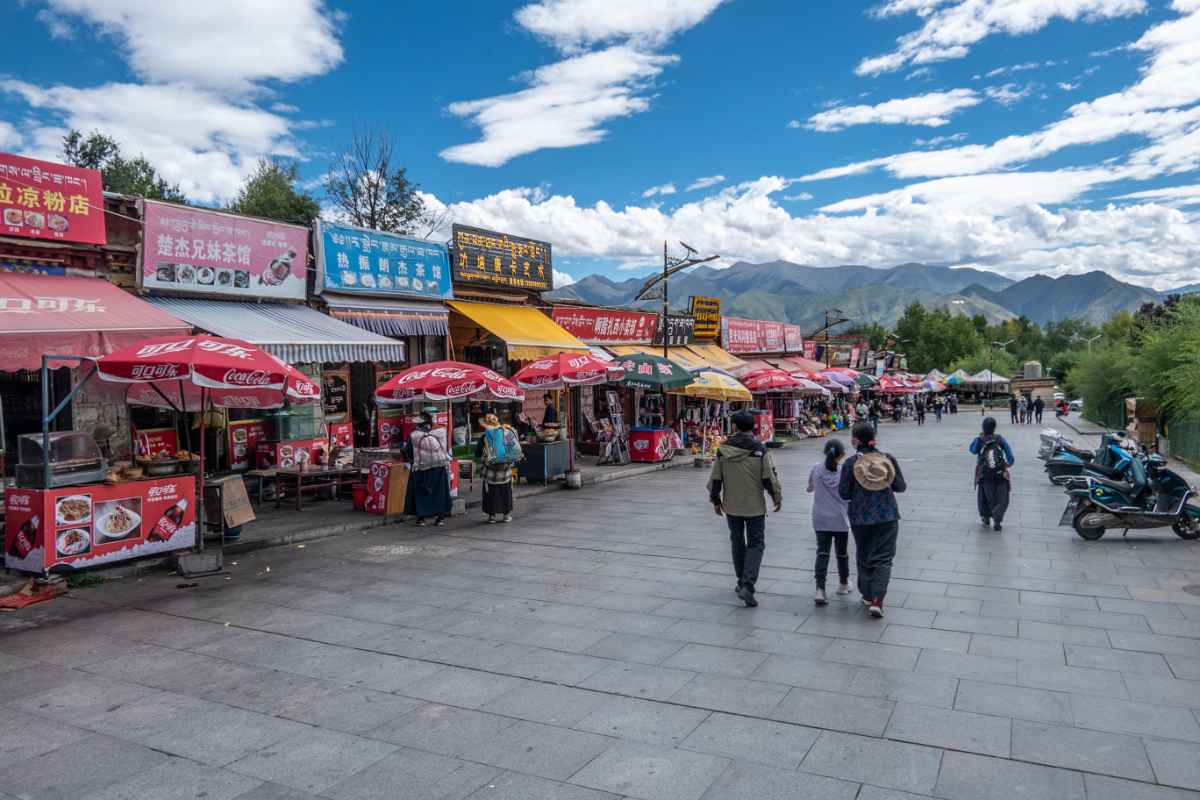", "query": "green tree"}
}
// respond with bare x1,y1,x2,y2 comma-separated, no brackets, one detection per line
229,159,320,227
62,130,187,202
948,346,1019,379
1065,342,1135,426
890,302,982,373
1130,298,1200,418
